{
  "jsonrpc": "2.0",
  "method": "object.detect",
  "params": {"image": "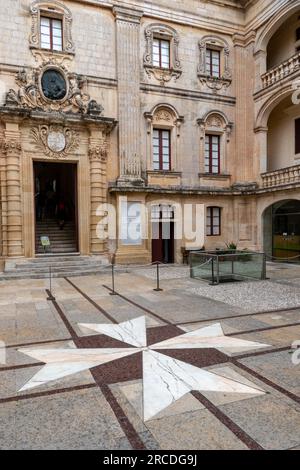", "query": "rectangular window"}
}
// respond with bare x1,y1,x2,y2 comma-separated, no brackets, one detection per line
206,49,220,78
206,207,221,236
296,118,300,154
205,134,220,174
120,201,142,245
153,129,171,171
152,38,170,69
40,16,63,51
